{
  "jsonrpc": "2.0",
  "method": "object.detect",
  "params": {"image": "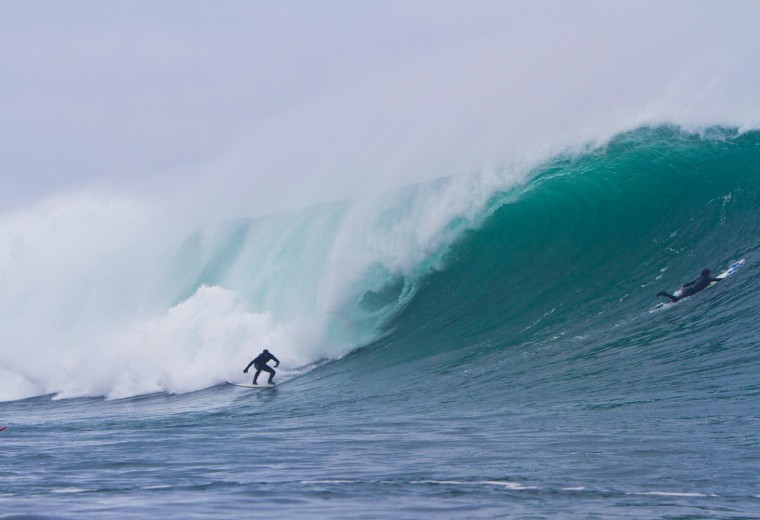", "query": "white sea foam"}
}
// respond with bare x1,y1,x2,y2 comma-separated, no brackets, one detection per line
632,491,711,498
50,487,86,494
